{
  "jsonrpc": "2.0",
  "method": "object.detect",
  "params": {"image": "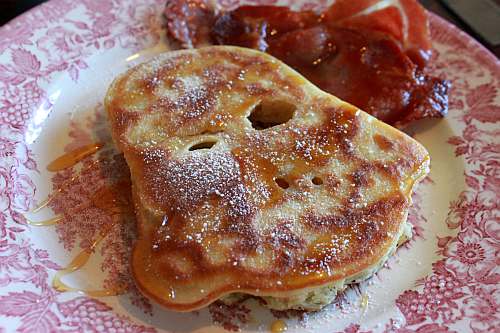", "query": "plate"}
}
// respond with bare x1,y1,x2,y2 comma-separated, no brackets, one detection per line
0,1,499,332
